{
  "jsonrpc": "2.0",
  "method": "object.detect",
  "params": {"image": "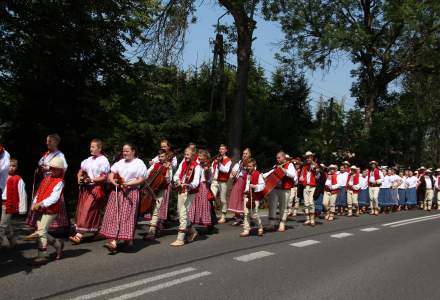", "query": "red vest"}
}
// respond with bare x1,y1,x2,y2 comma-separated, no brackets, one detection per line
301,164,317,187
328,173,339,194
35,177,63,214
244,171,263,201
179,160,199,194
212,156,231,182
347,173,360,193
281,163,295,190
5,175,21,214
368,168,380,187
